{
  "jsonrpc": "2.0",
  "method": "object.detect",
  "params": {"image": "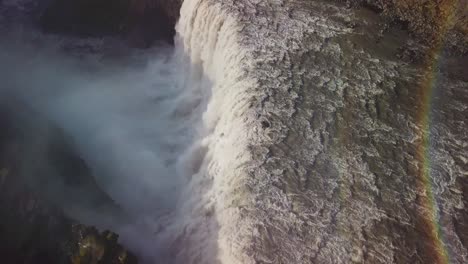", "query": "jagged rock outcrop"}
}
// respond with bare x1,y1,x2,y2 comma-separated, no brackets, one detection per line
70,226,138,264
